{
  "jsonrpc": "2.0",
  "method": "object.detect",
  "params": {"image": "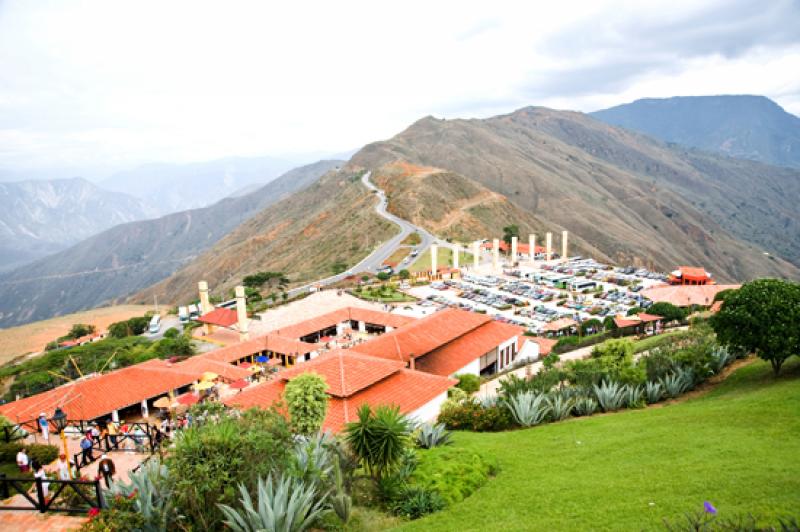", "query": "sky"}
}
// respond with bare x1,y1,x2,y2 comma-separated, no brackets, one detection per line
1,0,799,179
